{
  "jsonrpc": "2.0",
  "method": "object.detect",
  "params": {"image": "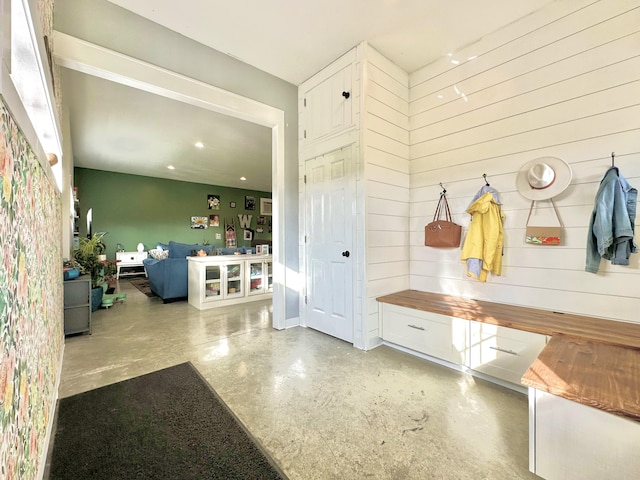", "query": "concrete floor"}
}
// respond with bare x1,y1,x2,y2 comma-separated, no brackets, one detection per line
57,279,538,479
